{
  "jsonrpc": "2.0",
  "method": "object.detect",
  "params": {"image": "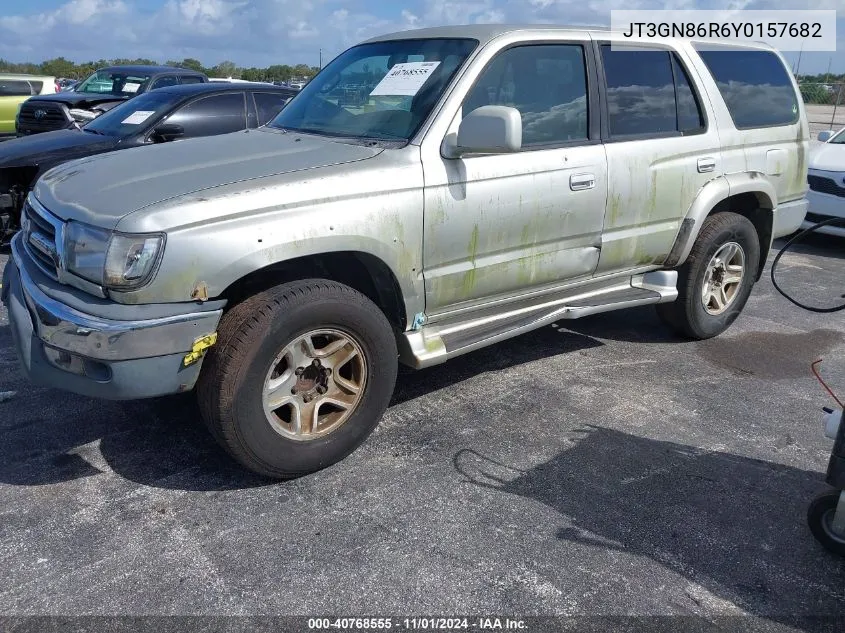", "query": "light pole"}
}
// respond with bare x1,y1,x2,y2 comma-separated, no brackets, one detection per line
319,48,322,70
